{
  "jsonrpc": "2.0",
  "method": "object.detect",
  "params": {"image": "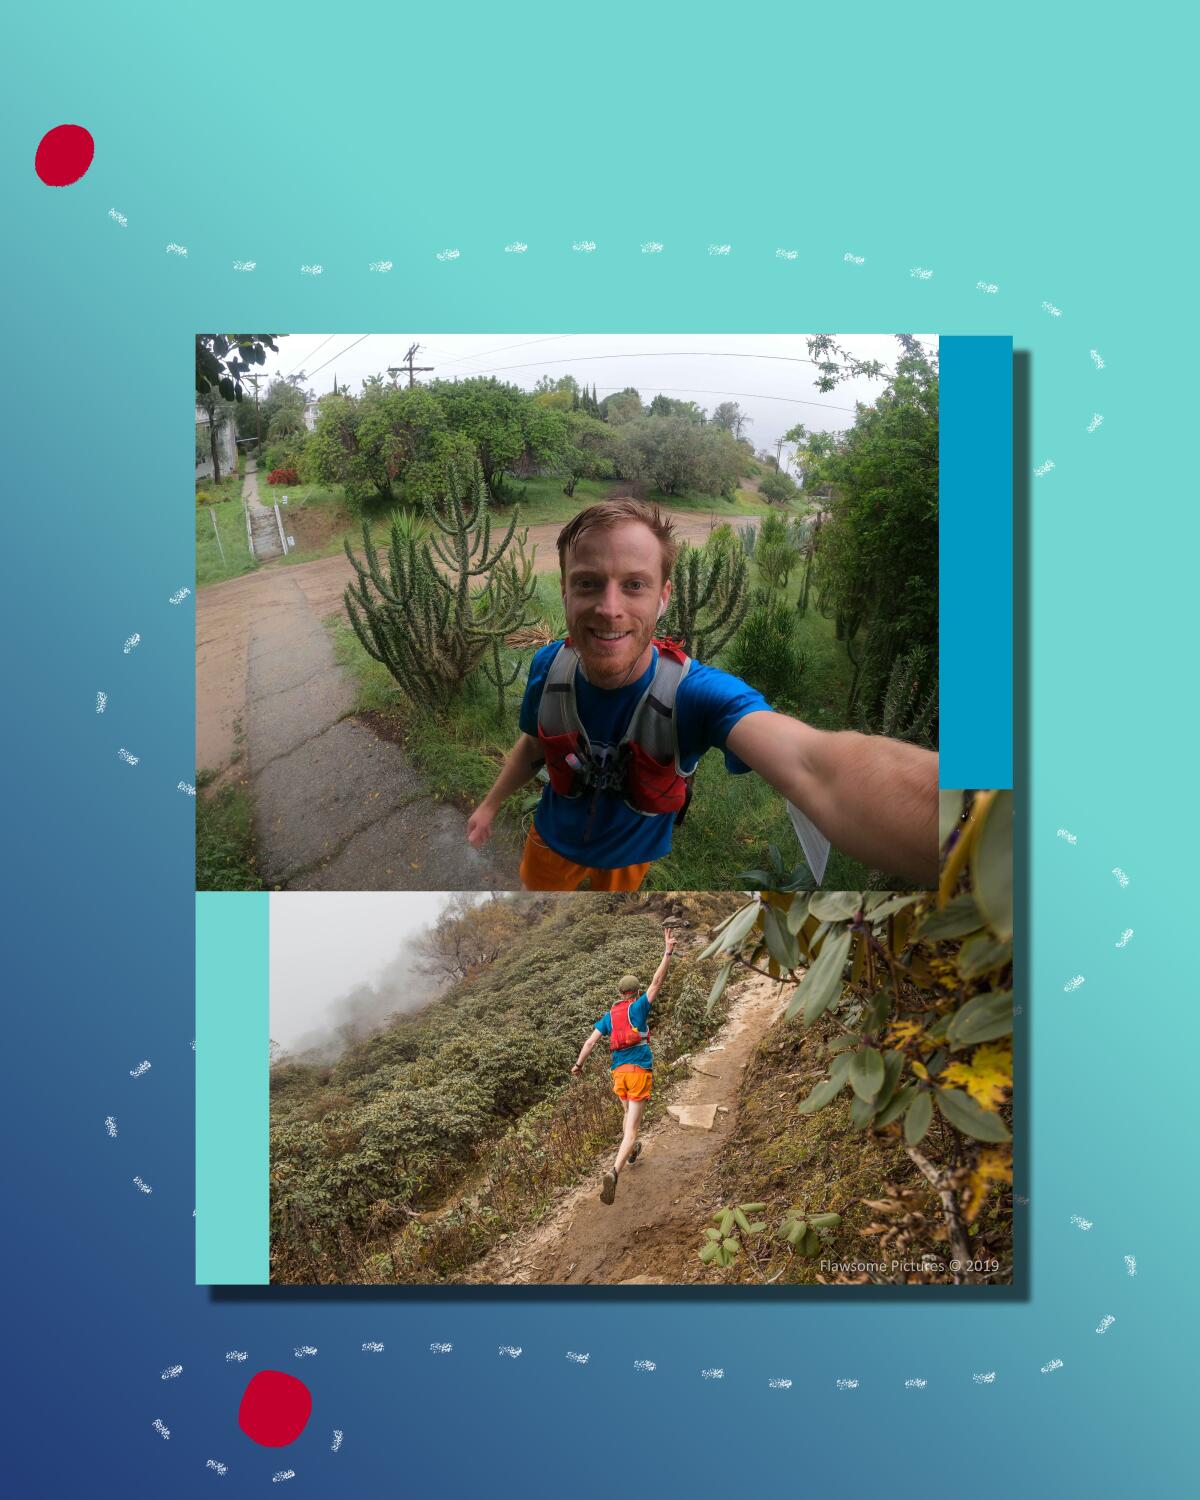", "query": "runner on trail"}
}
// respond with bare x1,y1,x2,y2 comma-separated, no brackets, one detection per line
571,928,677,1205
466,498,939,891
